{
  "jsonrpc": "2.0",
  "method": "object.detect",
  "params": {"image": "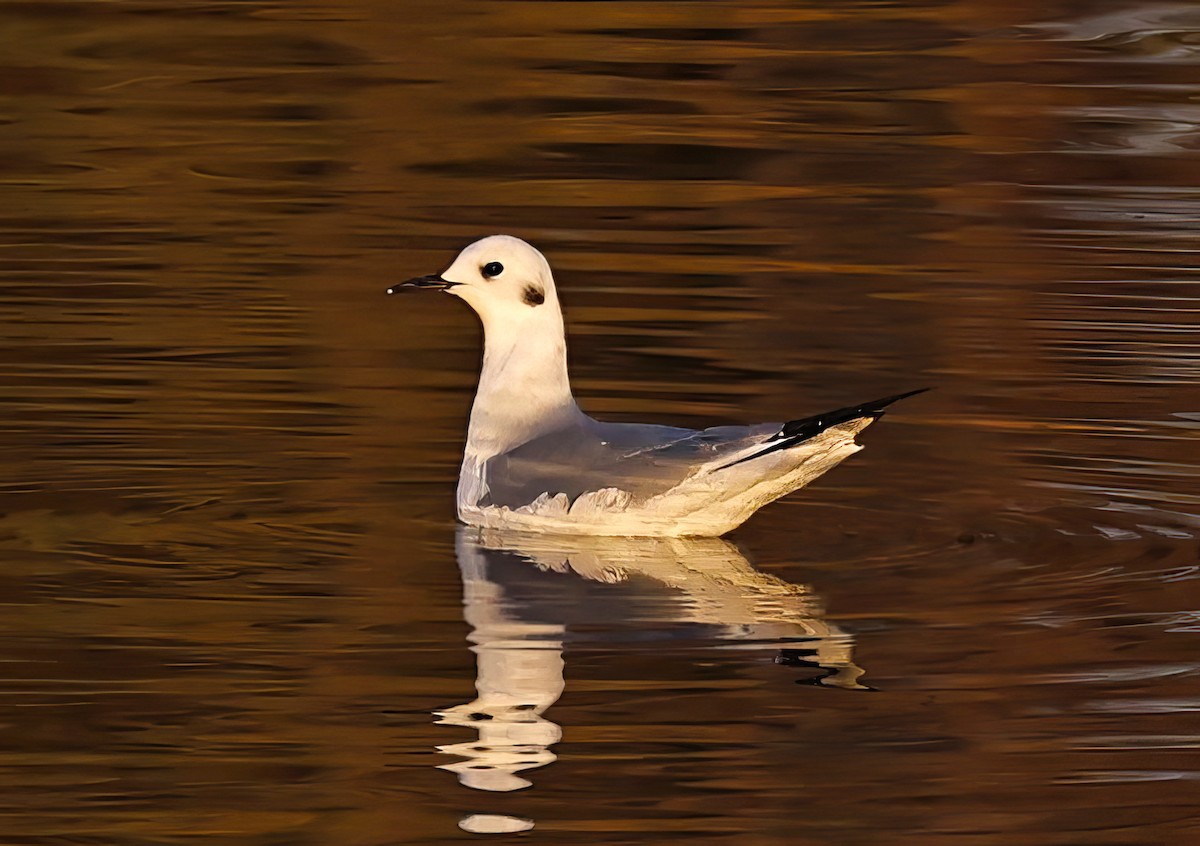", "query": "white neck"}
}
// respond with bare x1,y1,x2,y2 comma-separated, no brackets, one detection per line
465,297,580,459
